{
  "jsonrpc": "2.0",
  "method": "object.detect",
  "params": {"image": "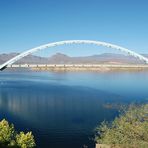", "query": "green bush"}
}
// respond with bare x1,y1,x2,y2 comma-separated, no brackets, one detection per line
16,132,35,148
0,119,36,148
95,104,148,148
0,119,15,144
